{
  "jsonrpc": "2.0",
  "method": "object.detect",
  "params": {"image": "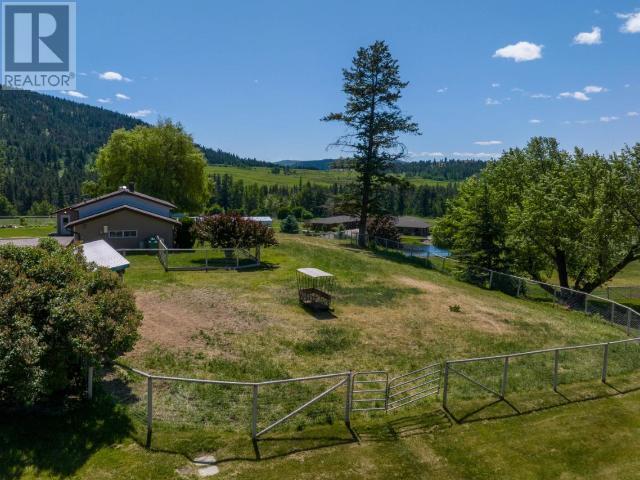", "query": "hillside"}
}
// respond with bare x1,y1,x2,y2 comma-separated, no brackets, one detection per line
0,89,263,213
